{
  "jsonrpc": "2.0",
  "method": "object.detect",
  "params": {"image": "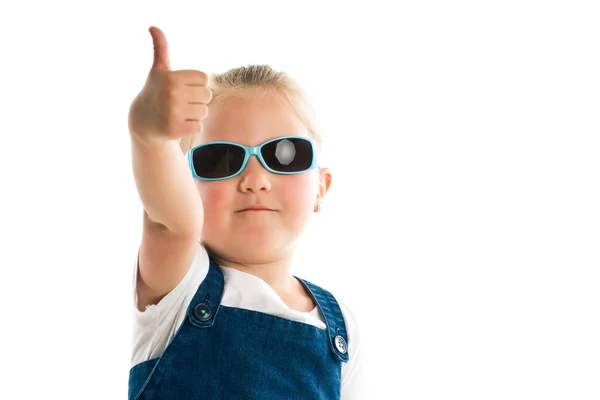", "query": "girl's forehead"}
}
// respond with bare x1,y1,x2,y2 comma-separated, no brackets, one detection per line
197,95,310,146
